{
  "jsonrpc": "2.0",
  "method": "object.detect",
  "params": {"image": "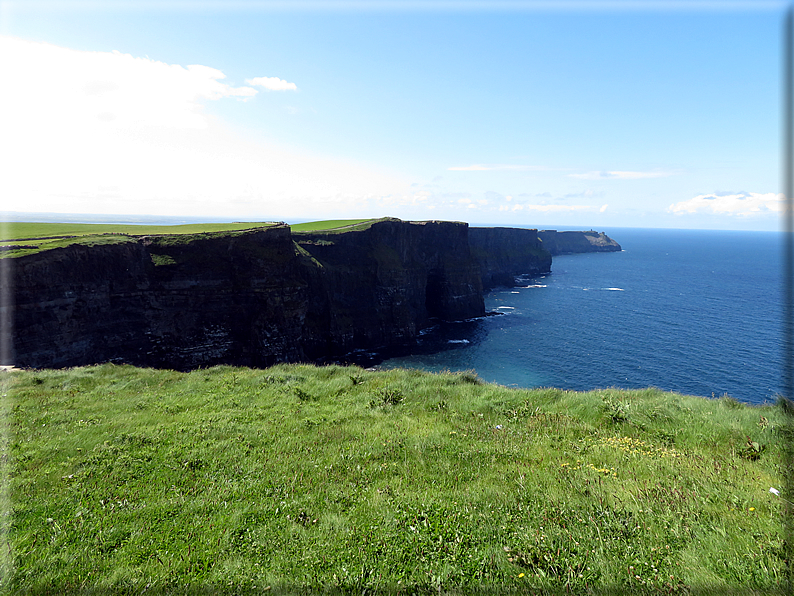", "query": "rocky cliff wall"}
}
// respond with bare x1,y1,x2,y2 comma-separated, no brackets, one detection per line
537,230,621,255
8,220,485,369
7,220,620,370
10,226,310,369
295,219,484,361
468,227,552,290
